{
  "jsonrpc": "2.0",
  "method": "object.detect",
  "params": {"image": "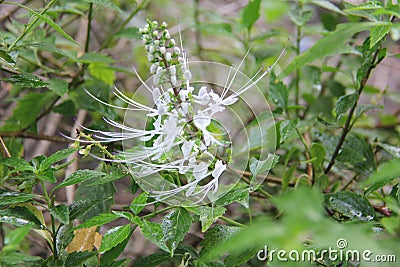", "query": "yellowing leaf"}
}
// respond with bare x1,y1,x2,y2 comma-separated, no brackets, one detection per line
66,226,98,252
